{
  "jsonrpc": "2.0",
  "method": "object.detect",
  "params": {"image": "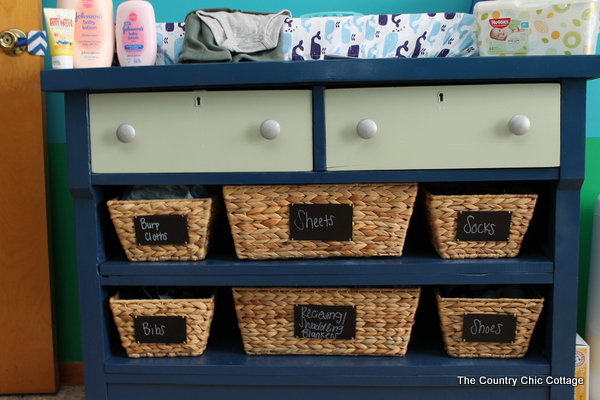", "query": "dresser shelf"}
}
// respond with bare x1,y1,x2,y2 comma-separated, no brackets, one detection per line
41,55,600,91
103,344,551,382
99,253,554,286
89,169,561,186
